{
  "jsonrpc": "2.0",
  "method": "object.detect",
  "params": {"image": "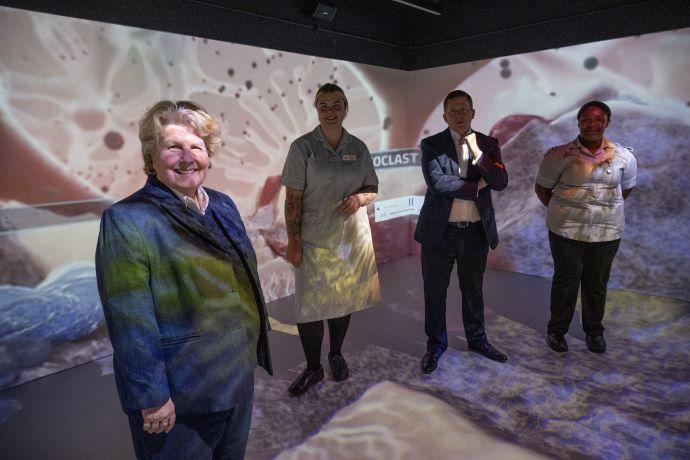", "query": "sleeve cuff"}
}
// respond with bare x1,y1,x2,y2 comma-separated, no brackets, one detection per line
536,175,556,189
620,179,636,190
280,176,305,190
